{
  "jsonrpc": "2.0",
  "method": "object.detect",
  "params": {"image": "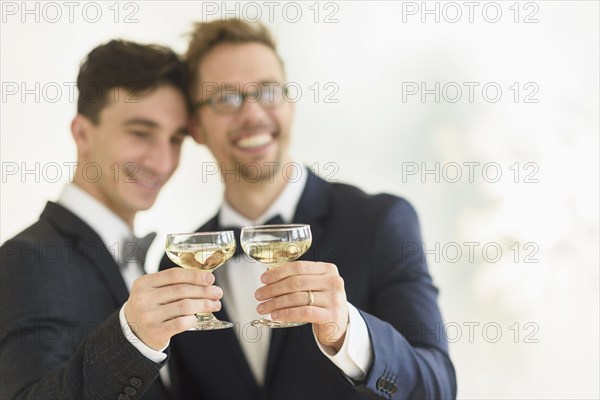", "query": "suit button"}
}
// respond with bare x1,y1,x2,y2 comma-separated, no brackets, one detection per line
117,394,130,400
386,380,396,392
390,383,398,395
376,377,386,390
130,377,143,388
124,386,137,396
